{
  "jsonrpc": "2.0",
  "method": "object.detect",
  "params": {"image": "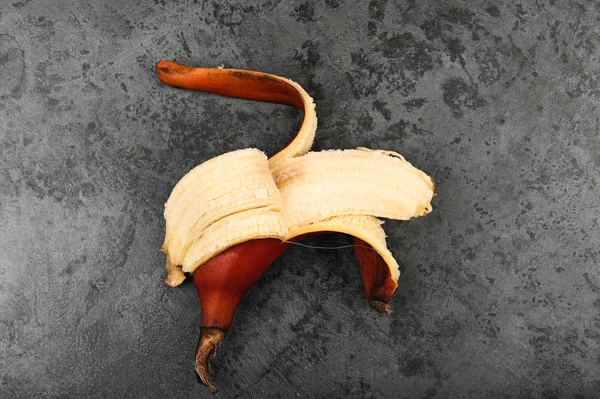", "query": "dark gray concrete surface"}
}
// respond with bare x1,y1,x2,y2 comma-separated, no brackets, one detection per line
1,0,600,397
